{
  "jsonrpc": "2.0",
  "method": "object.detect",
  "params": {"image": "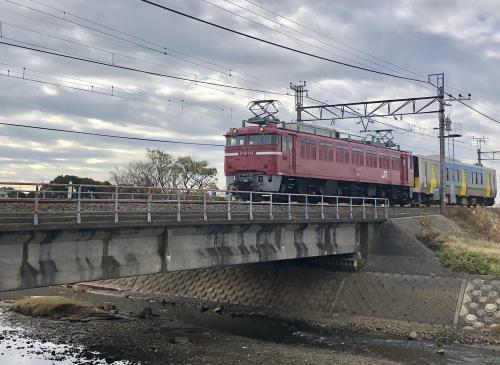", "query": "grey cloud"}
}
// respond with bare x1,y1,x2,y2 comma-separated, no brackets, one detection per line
0,0,499,186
